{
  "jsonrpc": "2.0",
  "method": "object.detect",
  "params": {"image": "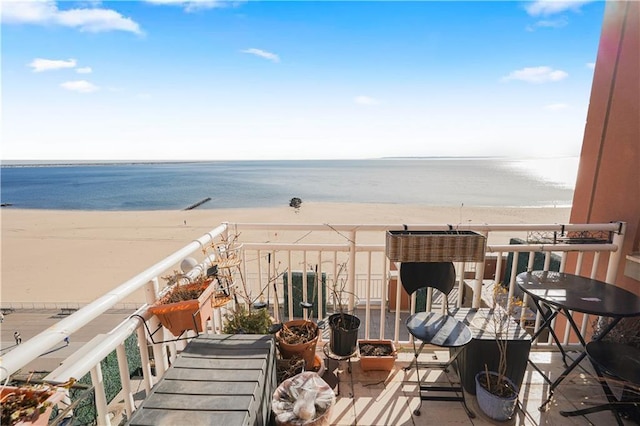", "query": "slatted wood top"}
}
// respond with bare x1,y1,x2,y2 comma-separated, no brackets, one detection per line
128,334,276,426
452,307,531,341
